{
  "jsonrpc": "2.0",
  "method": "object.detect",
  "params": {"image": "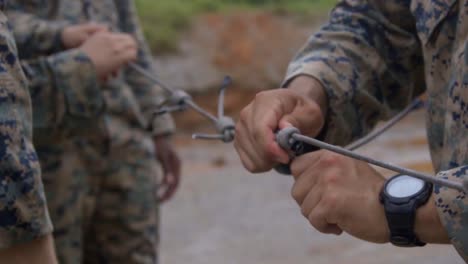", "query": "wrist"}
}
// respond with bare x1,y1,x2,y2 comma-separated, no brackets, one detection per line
414,194,450,244
60,27,71,48
286,75,328,123
56,28,67,50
